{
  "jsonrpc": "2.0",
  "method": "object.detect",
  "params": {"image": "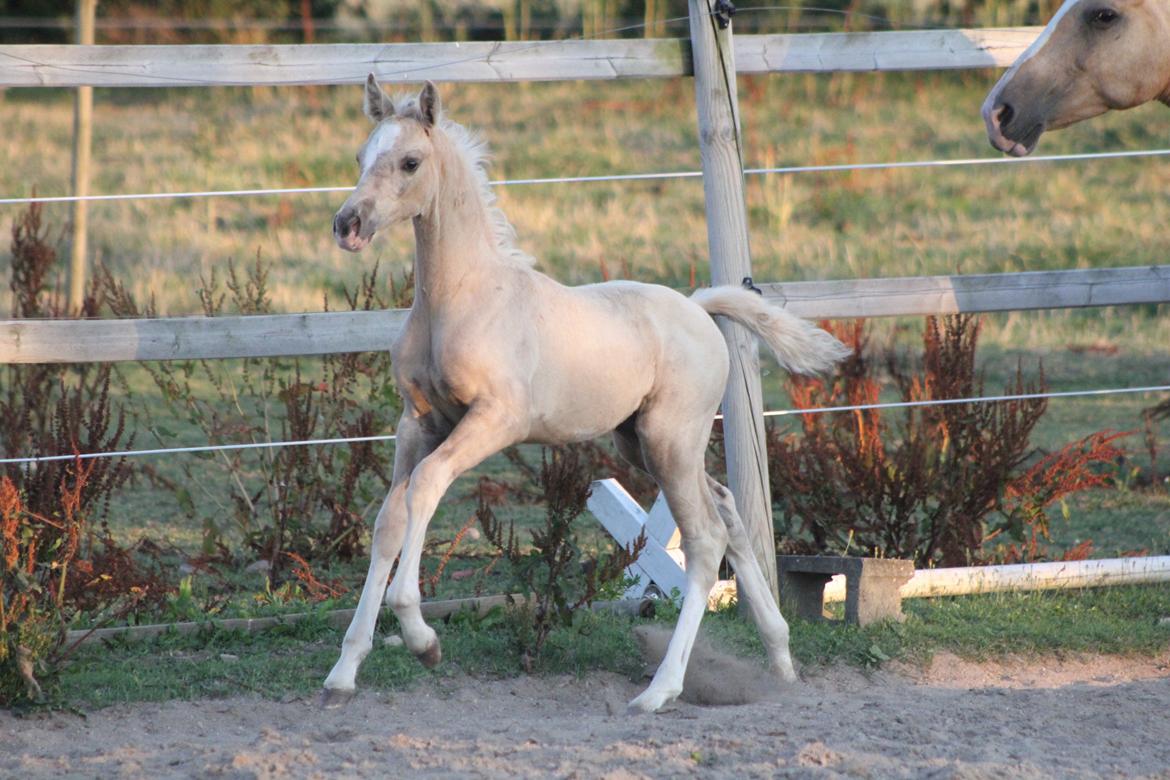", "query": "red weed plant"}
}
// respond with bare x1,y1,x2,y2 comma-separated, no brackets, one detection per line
769,315,1127,566
476,445,645,670
101,256,405,583
0,460,157,705
284,552,348,602
2,204,168,704
421,513,481,598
